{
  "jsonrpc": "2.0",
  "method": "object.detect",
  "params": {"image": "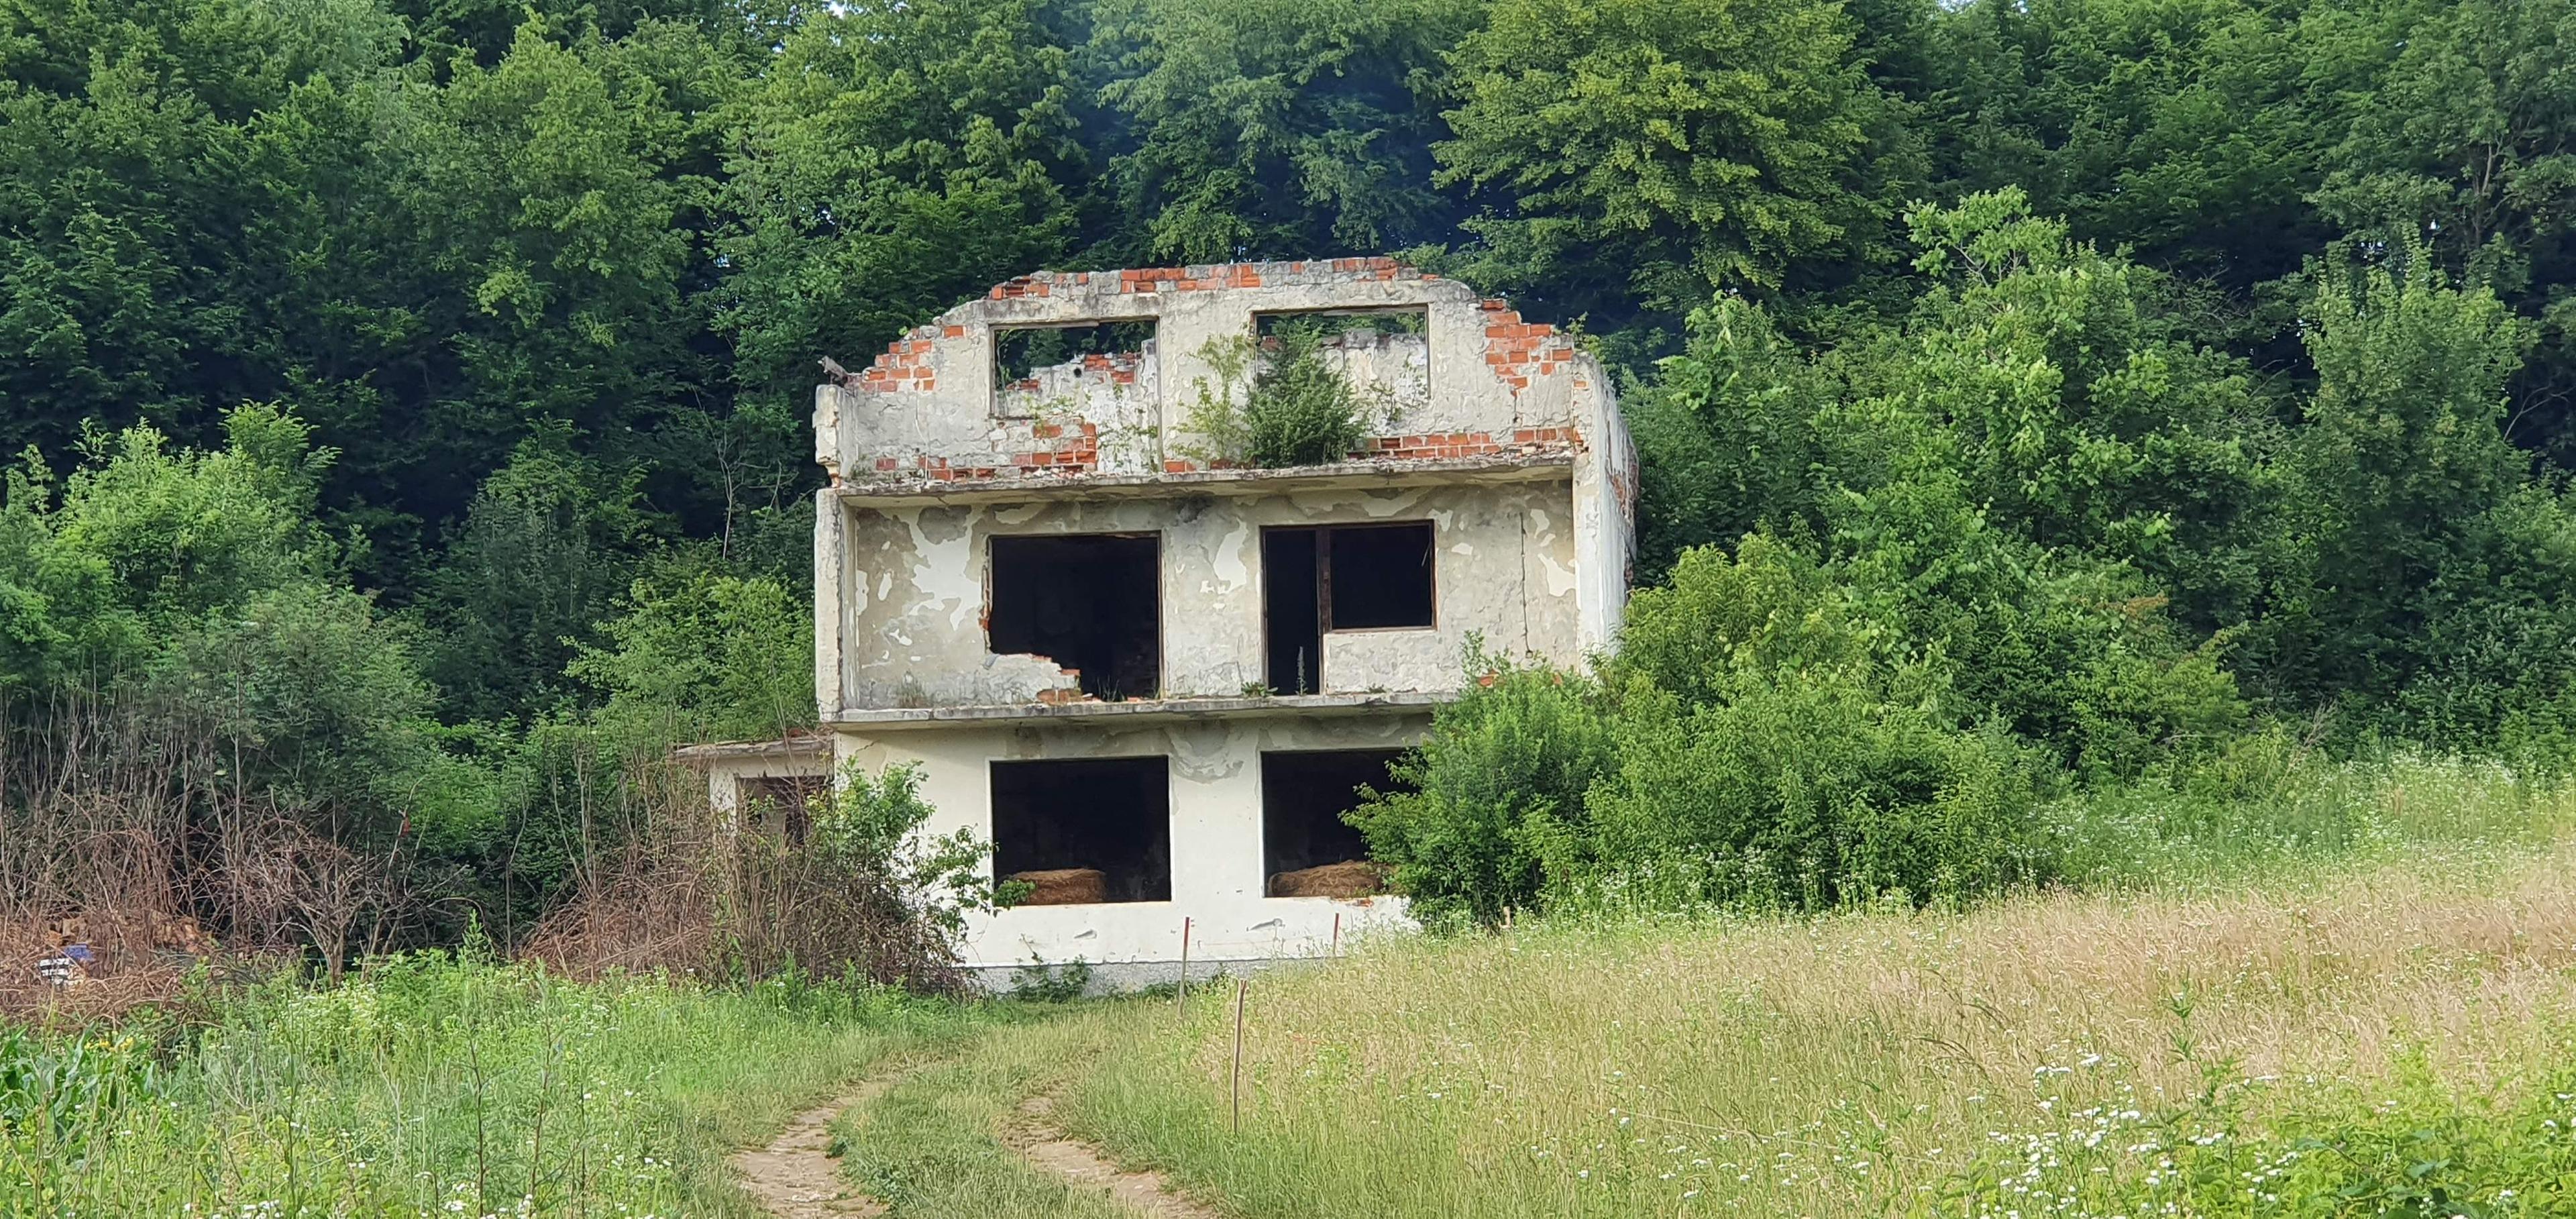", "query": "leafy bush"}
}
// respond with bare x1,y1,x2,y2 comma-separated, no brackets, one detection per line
1581,679,2046,914
808,761,1006,950
1582,539,2052,910
569,554,816,747
1244,321,1379,466
1348,649,1620,930
1178,323,1384,468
